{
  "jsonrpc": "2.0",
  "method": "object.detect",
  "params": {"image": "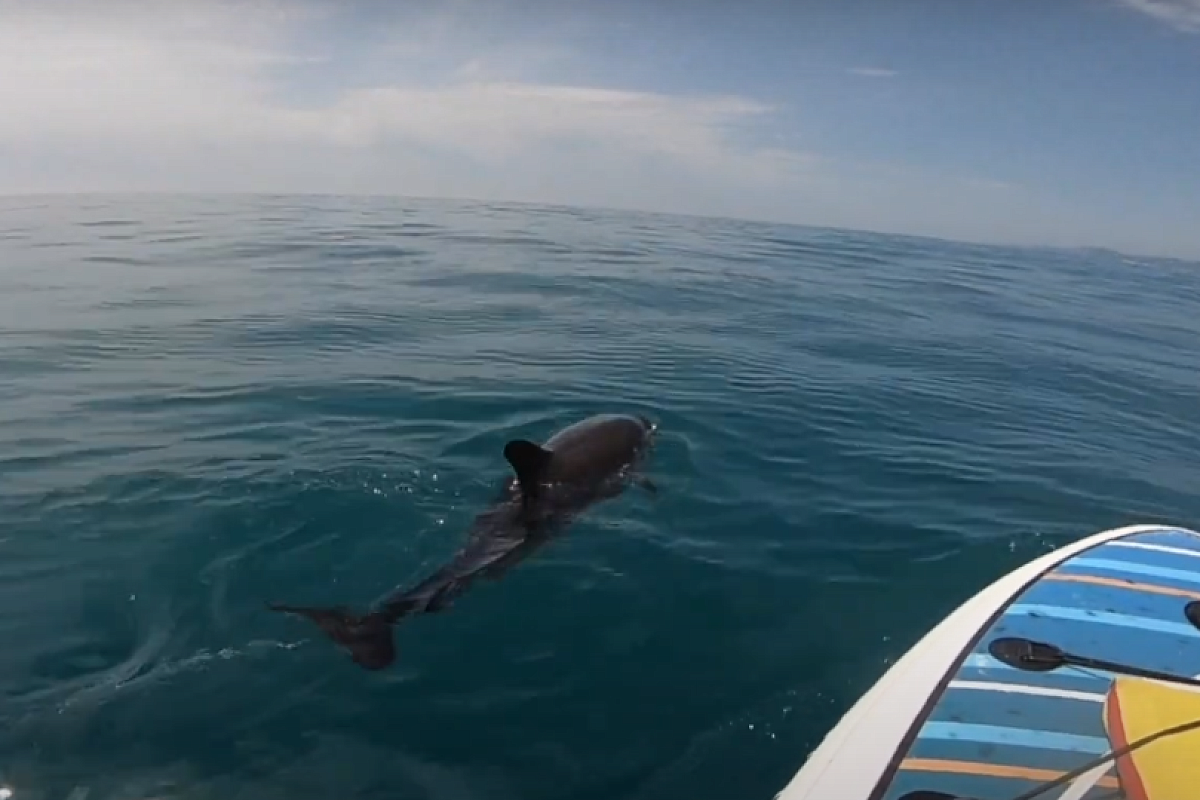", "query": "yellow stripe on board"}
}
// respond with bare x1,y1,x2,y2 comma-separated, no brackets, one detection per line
900,758,1120,789
1045,572,1200,602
